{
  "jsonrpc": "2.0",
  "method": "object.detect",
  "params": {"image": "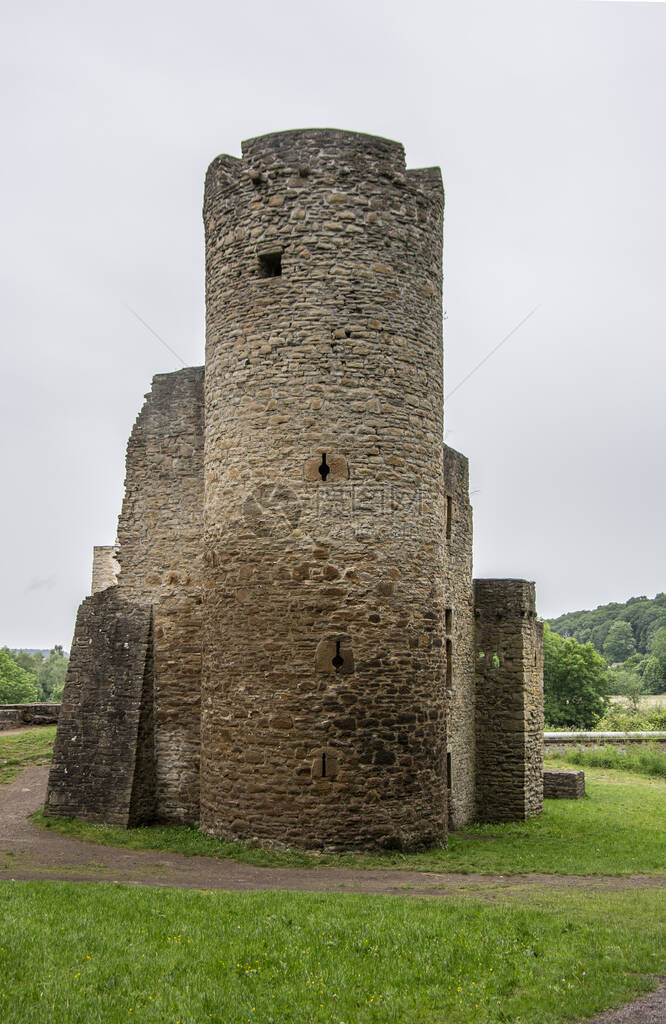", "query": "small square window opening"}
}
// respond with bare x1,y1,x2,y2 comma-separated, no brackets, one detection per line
258,251,282,278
